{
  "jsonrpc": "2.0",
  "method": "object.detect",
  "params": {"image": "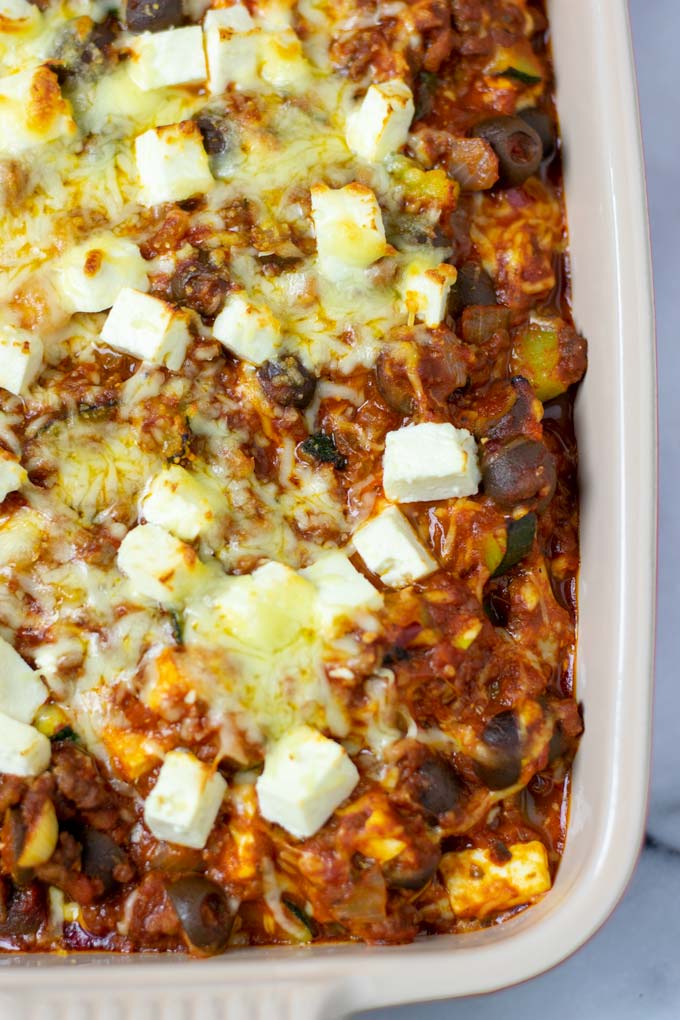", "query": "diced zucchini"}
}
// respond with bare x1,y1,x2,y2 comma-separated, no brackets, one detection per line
492,513,537,578
488,45,543,86
483,532,507,575
511,314,563,401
